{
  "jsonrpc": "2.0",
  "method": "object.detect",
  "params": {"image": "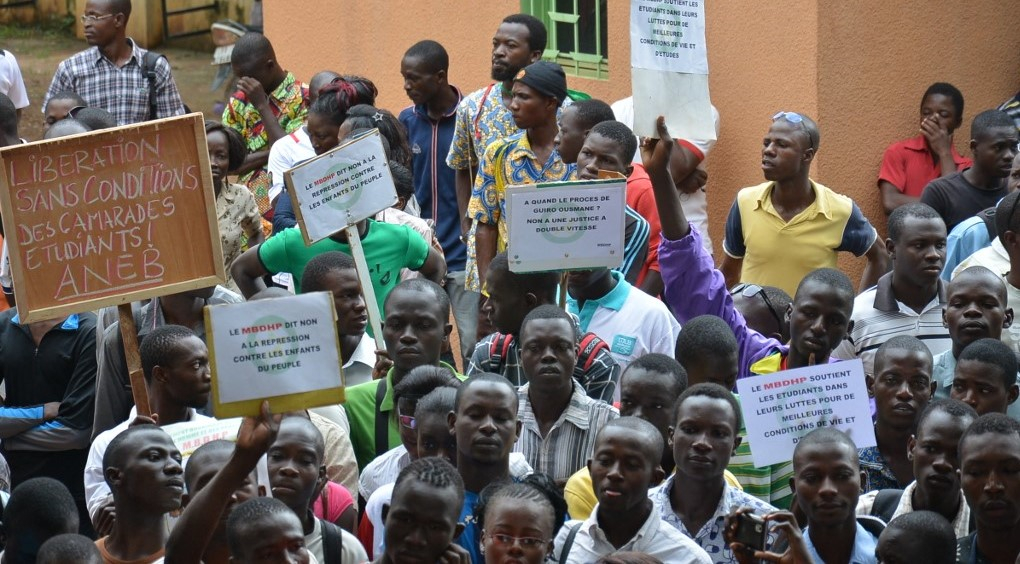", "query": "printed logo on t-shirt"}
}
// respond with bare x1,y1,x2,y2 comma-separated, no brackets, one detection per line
611,335,637,356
